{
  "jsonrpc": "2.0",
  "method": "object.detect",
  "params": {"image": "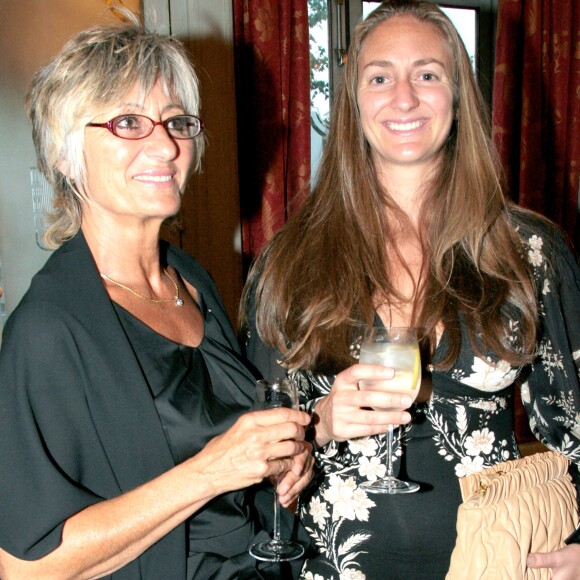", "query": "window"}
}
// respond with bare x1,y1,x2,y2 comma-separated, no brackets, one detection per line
309,0,497,176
